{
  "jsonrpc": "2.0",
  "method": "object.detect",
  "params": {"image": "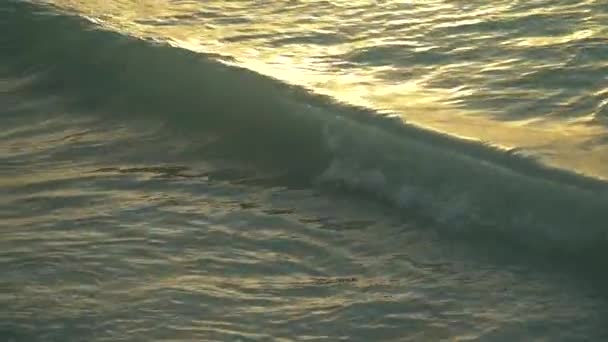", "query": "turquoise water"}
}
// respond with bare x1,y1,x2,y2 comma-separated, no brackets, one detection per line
2,1,608,340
